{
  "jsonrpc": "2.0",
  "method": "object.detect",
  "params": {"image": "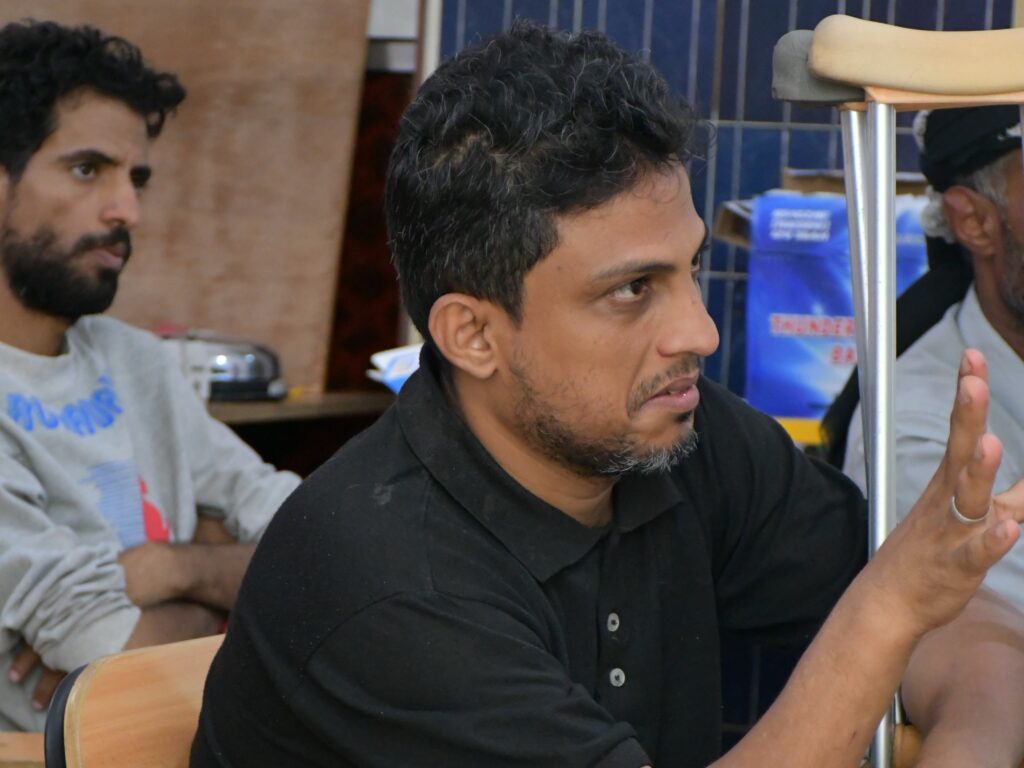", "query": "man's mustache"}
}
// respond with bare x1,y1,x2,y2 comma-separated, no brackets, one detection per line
72,227,132,262
627,357,702,415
